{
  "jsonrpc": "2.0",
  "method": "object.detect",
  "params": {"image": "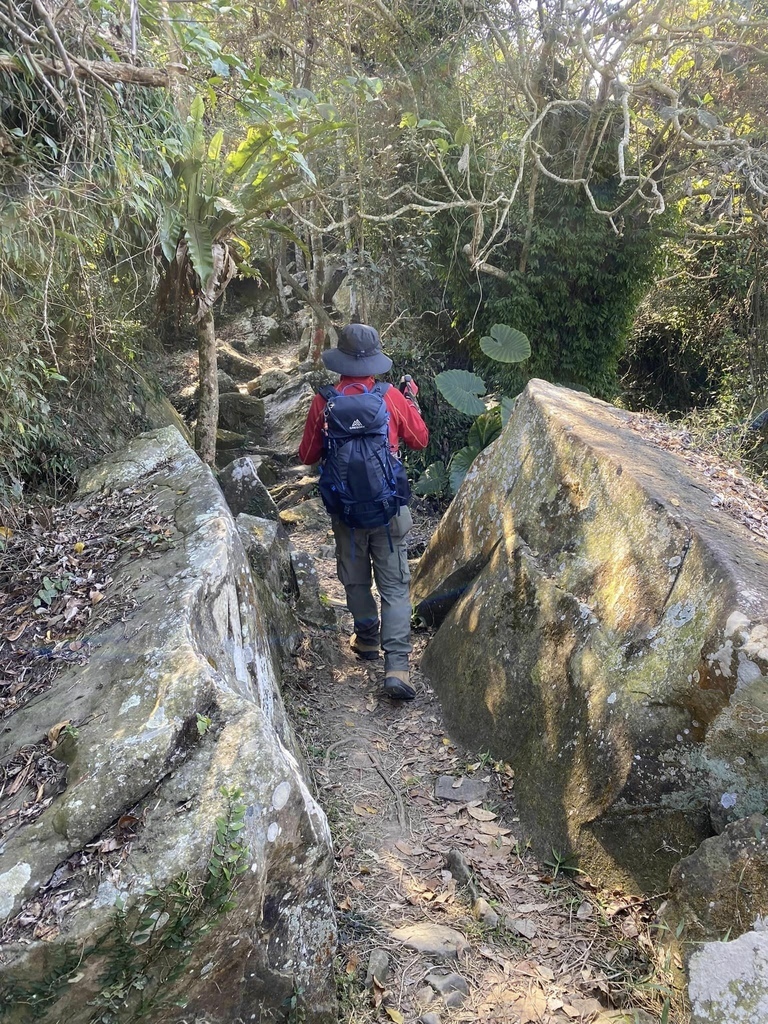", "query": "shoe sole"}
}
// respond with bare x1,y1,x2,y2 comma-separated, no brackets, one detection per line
351,649,380,661
383,680,416,701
